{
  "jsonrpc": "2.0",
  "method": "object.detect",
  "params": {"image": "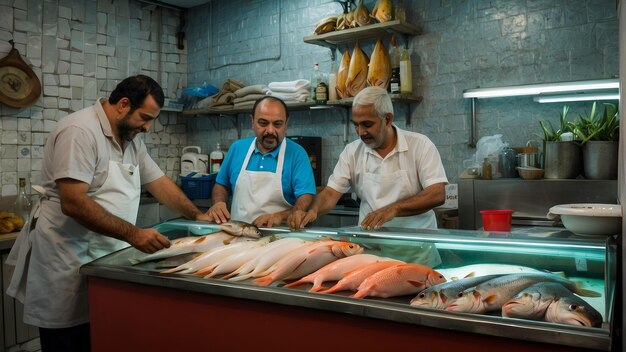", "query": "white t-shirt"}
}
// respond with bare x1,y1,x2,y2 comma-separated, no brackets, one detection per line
327,125,448,202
